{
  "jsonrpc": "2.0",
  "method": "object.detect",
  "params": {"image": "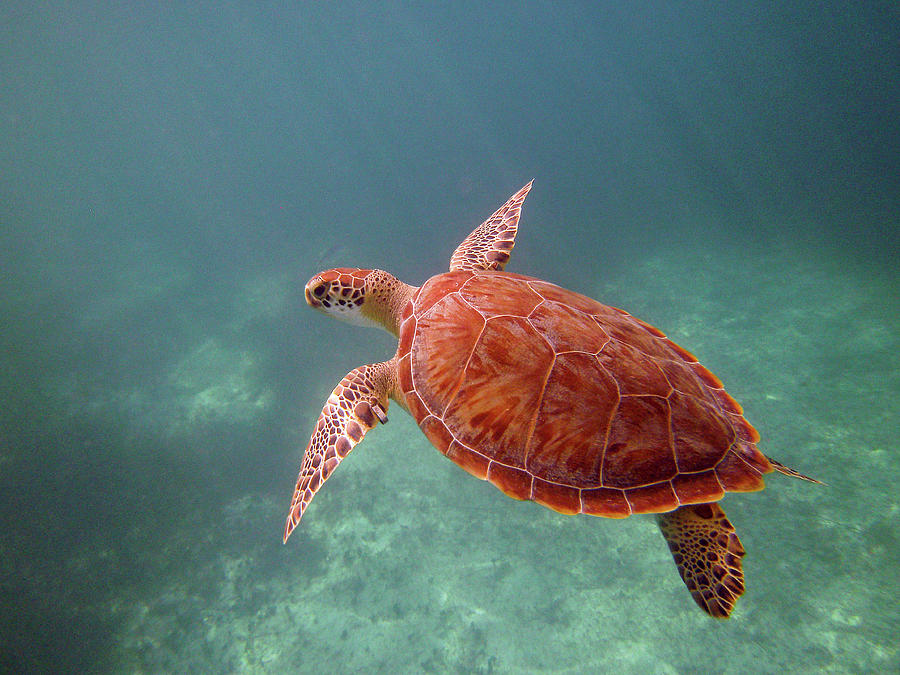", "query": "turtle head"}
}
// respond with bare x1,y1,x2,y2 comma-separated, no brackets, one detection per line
304,268,416,337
